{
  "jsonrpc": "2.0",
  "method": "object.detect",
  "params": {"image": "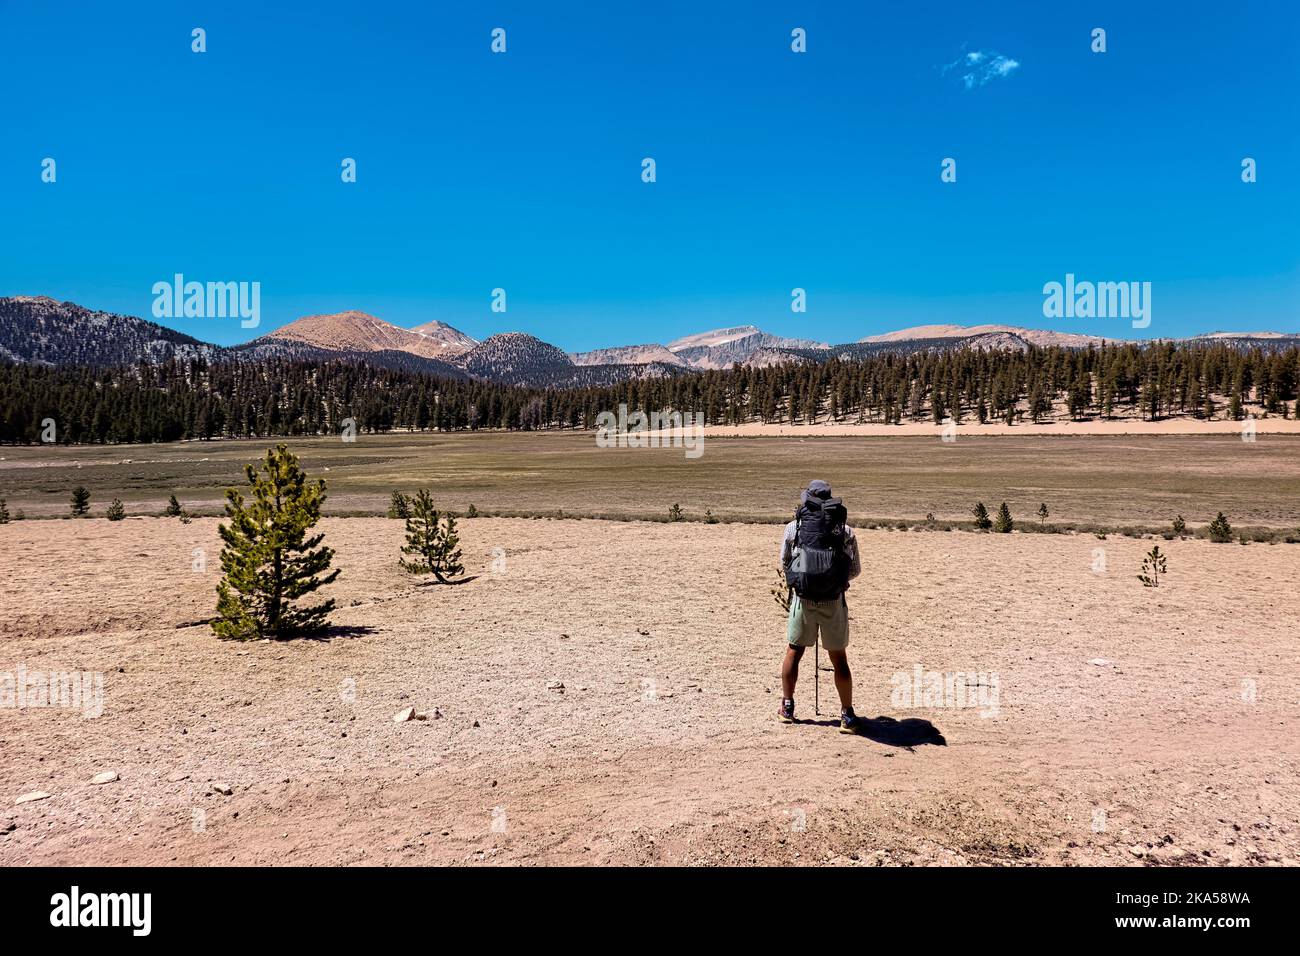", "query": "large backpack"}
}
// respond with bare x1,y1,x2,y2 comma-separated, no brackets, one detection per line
786,496,852,601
